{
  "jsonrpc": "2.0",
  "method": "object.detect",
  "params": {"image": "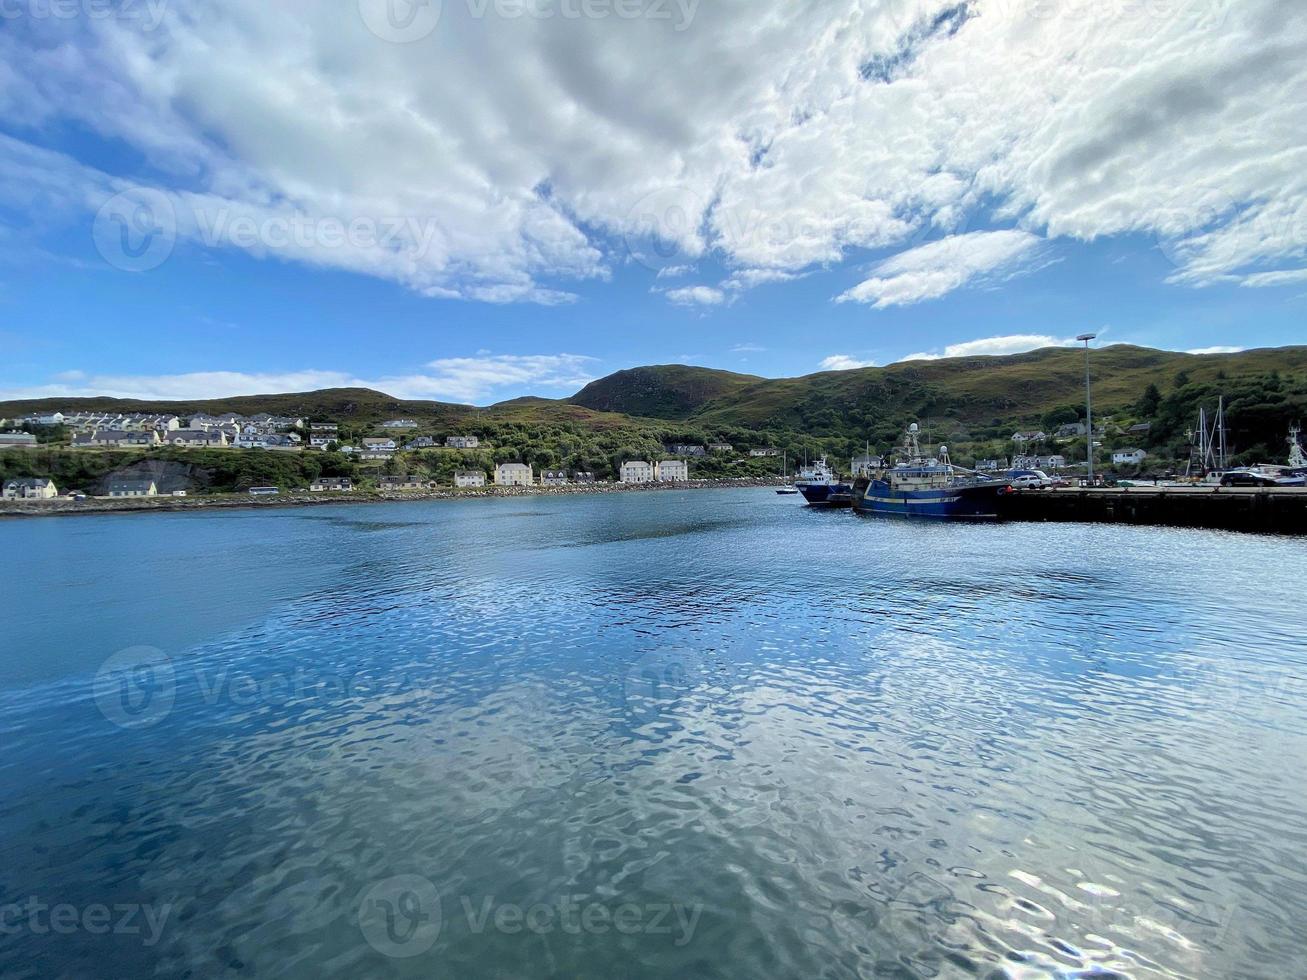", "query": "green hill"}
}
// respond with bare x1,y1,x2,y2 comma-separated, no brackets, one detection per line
629,345,1307,432
568,365,761,419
